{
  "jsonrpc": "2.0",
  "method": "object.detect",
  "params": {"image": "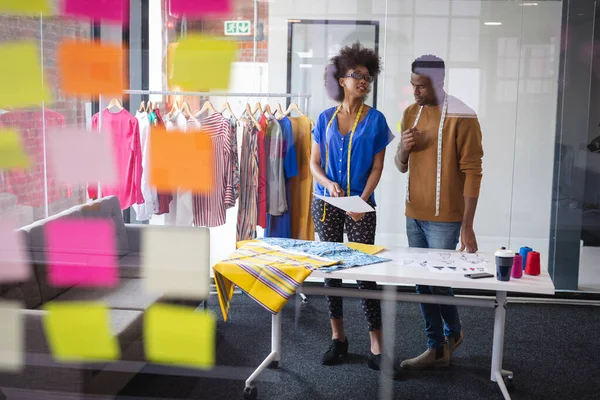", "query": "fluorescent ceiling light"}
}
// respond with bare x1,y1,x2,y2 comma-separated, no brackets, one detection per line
296,49,314,58
520,2,538,5
484,22,502,26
